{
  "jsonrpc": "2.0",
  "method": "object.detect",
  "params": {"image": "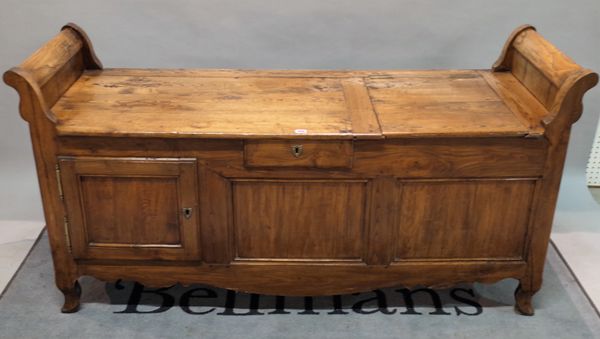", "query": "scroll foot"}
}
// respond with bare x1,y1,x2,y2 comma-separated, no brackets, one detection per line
60,280,81,313
514,283,535,316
